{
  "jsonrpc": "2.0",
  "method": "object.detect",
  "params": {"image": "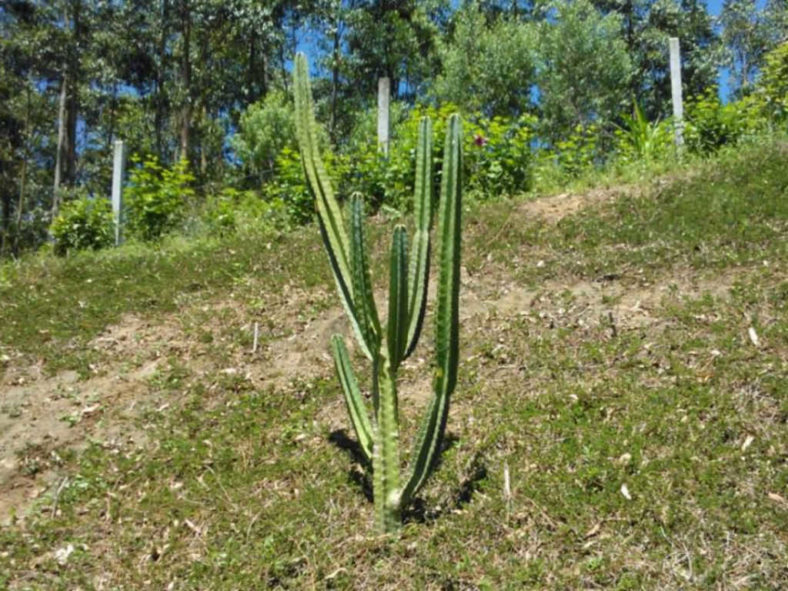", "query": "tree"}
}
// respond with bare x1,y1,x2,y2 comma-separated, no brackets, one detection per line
763,0,787,46
589,0,720,119
720,0,770,94
342,0,443,101
231,91,296,186
757,41,788,121
536,0,633,143
434,1,536,117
